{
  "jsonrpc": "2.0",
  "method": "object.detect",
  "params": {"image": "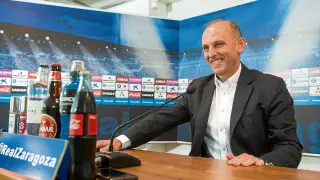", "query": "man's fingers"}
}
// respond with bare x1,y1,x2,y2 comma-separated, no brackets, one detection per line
255,159,265,166
242,157,259,167
99,146,110,152
96,140,110,149
226,153,235,160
